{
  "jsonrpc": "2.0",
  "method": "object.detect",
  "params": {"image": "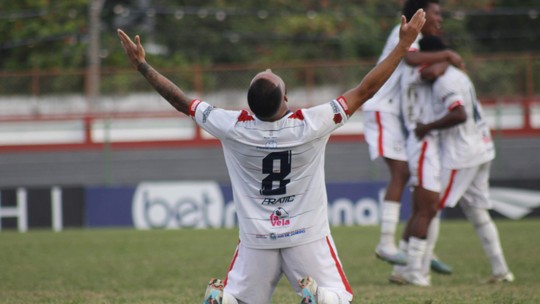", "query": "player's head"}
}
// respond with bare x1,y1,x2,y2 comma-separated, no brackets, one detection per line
248,69,288,121
403,0,442,36
419,35,447,52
